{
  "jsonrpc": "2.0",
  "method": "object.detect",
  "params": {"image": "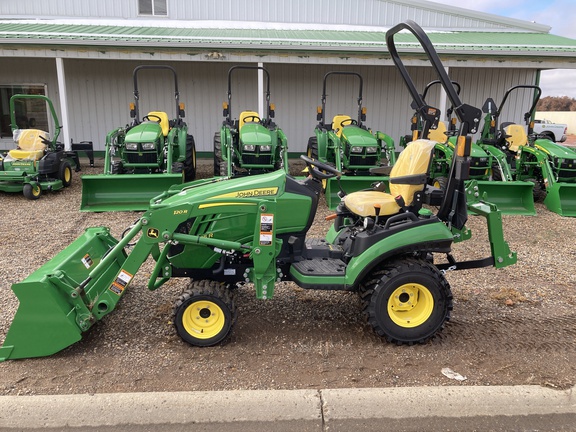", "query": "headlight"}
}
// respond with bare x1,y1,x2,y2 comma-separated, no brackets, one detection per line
366,146,378,154
125,143,138,150
350,146,363,153
243,145,255,152
142,142,156,150
260,145,271,152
